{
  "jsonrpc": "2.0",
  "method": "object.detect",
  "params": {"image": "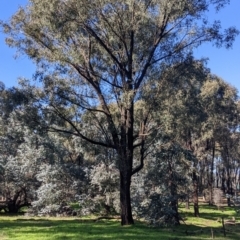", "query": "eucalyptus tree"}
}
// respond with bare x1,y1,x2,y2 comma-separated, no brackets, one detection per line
150,58,209,217
139,142,193,226
0,84,86,213
0,116,40,213
30,132,87,215
2,0,238,224
0,84,36,212
88,157,120,215
0,112,87,214
199,76,239,205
